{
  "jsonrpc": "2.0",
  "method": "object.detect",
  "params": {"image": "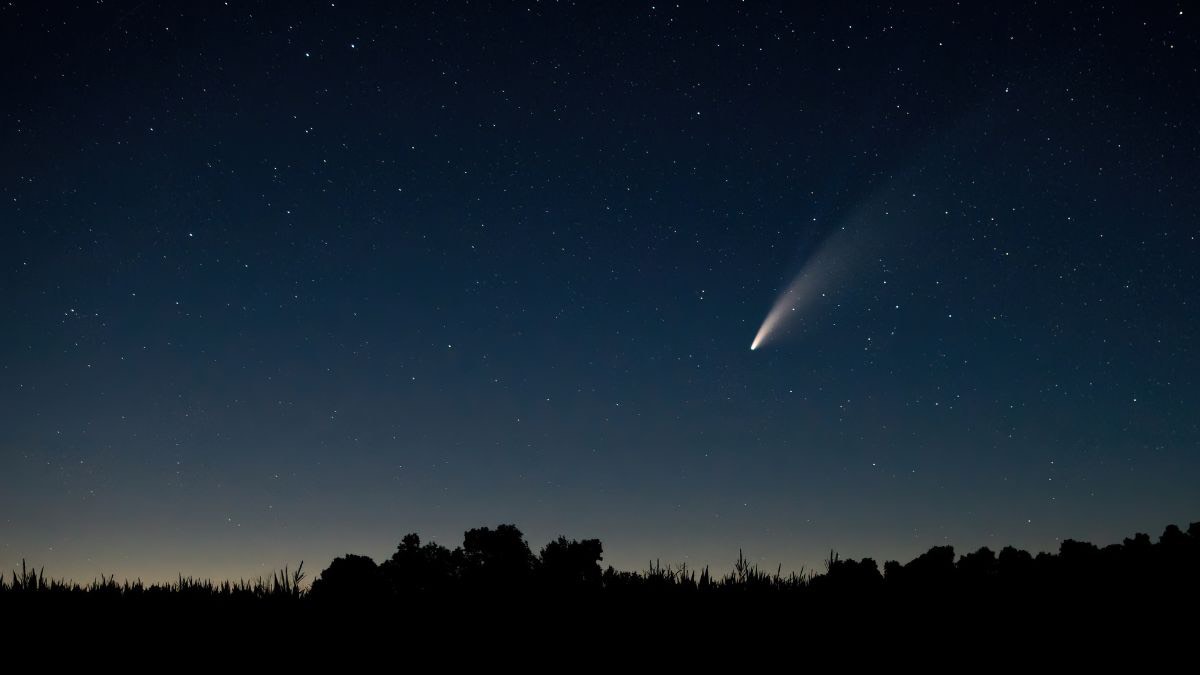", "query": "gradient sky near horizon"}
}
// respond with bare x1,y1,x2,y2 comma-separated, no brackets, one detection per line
2,1,1198,583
